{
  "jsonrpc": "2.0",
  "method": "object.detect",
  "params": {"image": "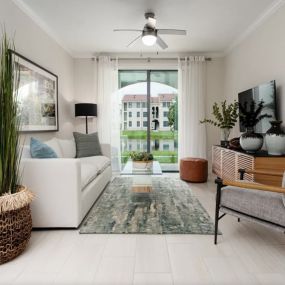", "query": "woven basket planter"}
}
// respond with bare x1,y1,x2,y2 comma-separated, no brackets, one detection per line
0,186,34,265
